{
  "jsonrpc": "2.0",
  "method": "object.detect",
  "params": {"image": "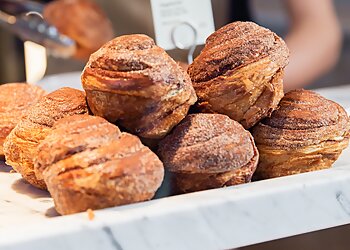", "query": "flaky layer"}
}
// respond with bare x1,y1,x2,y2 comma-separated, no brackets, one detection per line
0,83,46,156
193,57,284,128
159,114,258,174
252,90,350,149
189,21,289,83
82,34,197,139
35,115,120,181
254,134,349,179
188,21,289,128
252,89,350,179
3,88,88,189
35,115,164,215
171,147,258,193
